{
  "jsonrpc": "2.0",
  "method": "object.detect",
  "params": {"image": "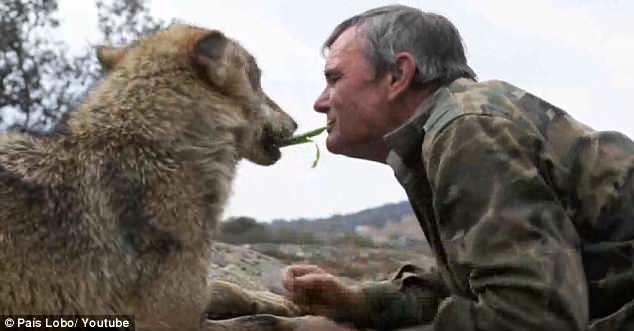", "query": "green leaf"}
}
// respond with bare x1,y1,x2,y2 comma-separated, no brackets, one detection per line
311,141,321,168
280,126,326,147
279,126,326,167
